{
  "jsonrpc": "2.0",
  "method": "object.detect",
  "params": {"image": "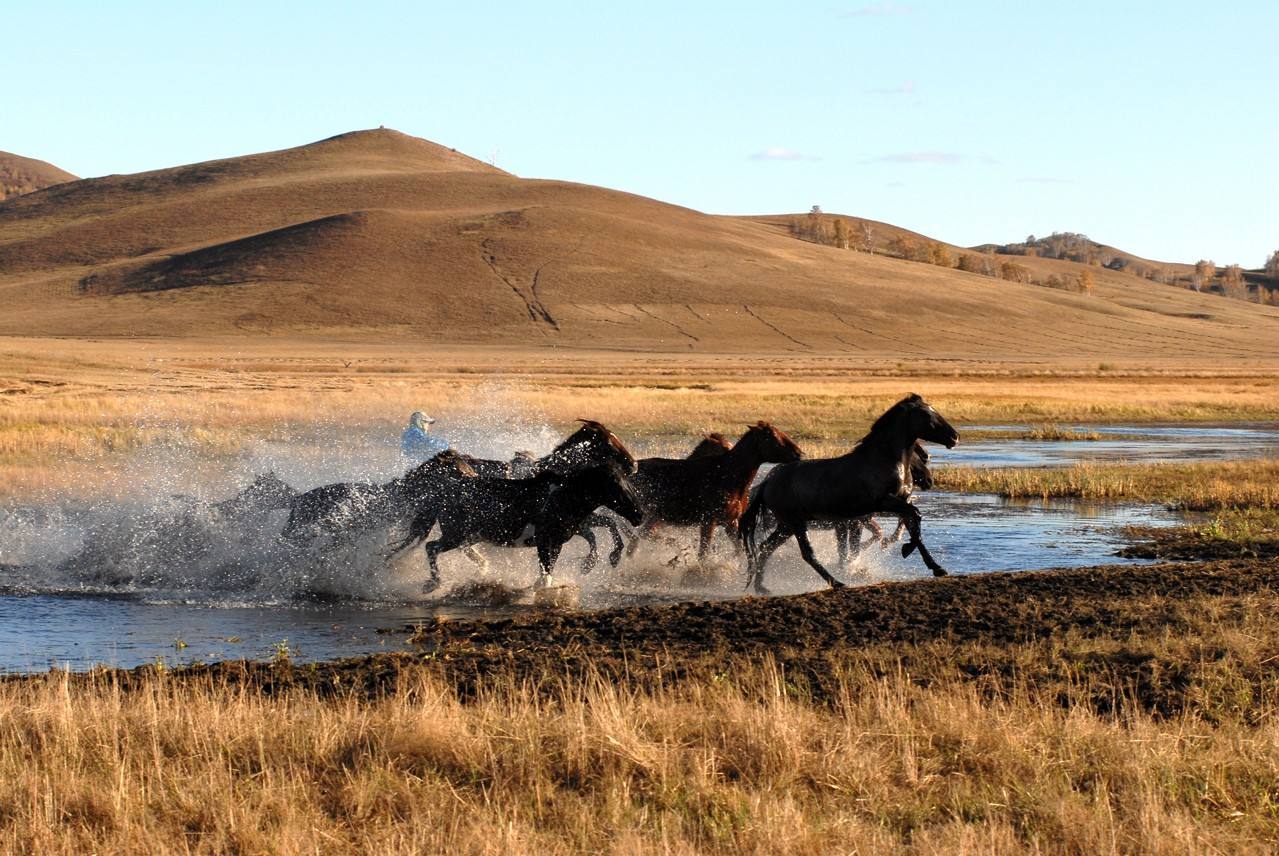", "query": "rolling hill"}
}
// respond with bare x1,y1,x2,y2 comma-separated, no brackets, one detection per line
0,151,77,201
1,128,1276,362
